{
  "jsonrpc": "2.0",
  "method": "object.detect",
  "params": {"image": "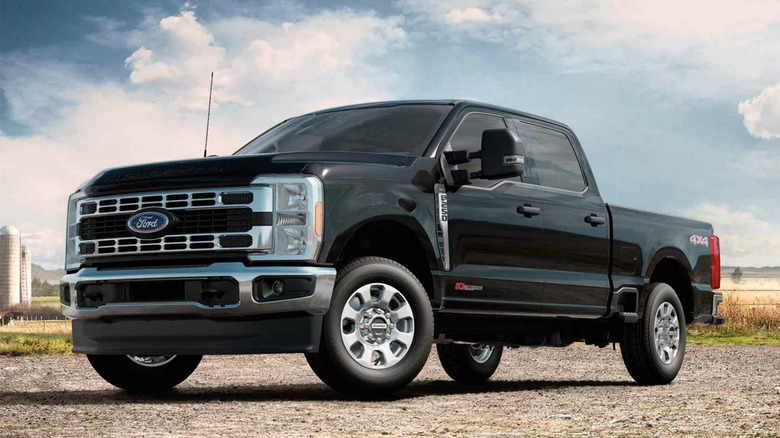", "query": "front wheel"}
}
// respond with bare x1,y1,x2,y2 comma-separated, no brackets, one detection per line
87,354,202,393
621,282,686,385
305,257,433,398
437,343,503,384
